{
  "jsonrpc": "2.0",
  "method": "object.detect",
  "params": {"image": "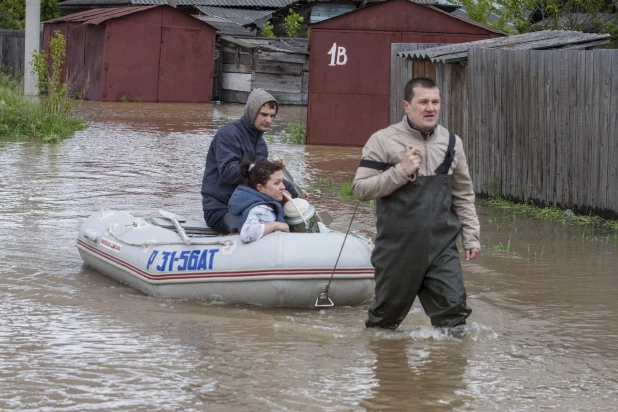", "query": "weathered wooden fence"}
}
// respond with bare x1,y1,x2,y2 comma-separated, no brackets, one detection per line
390,43,442,124
467,48,617,218
218,37,309,105
0,30,25,77
391,46,618,218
